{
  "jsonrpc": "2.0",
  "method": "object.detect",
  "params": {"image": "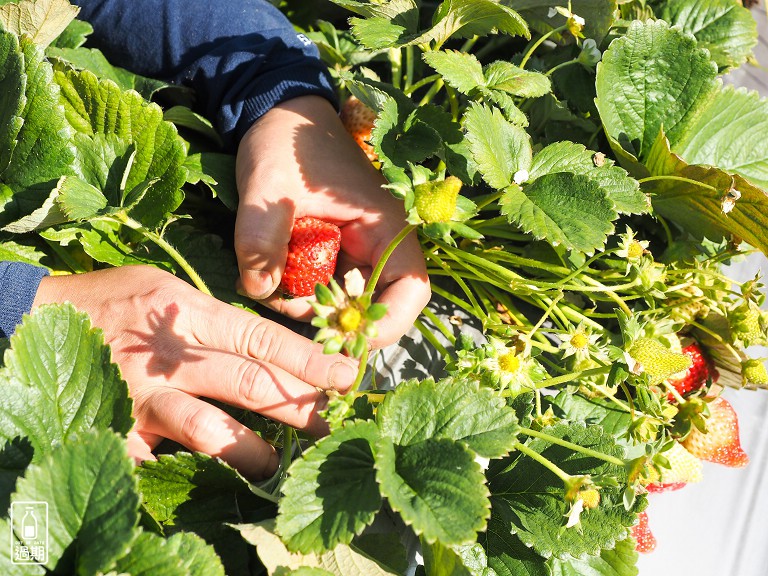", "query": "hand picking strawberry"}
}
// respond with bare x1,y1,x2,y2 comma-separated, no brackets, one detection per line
278,217,342,298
